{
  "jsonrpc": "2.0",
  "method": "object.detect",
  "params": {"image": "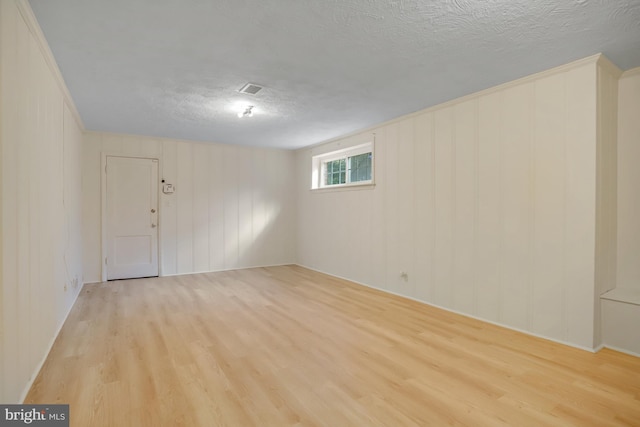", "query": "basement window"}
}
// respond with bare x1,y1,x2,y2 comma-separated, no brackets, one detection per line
311,142,374,189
